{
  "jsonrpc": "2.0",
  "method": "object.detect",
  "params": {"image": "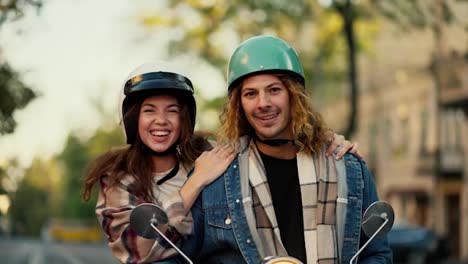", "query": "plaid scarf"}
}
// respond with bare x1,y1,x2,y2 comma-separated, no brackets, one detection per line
248,142,339,264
